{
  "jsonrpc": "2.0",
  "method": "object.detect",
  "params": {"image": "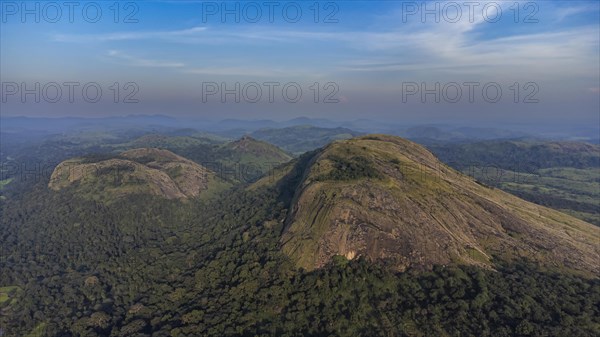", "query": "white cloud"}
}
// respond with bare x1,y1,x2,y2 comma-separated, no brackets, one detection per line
107,50,185,68
555,4,597,22
52,26,207,43
51,1,598,81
